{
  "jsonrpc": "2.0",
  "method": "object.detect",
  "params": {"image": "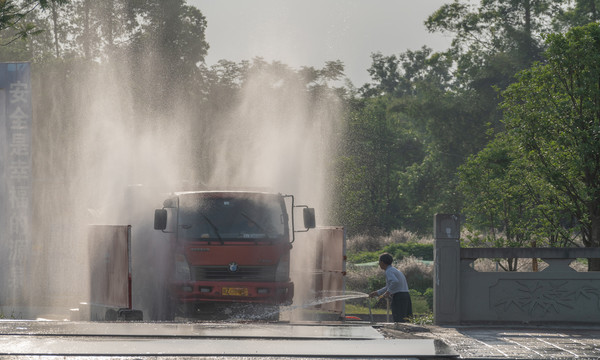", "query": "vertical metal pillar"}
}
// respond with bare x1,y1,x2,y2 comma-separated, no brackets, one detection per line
433,214,461,325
